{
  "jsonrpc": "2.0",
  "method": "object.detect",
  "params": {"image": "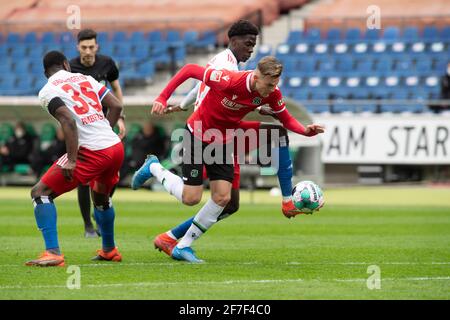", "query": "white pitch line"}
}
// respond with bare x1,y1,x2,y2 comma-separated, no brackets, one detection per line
1,277,450,290
1,261,450,268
